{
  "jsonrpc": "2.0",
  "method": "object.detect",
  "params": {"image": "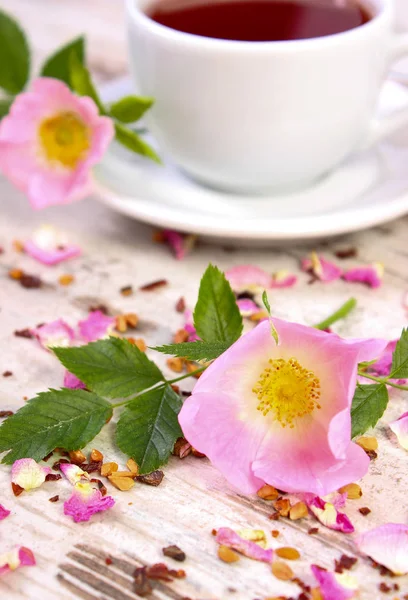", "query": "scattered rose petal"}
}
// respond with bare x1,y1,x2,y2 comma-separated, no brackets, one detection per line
11,458,51,492
237,298,260,317
215,527,273,563
0,547,36,576
63,370,86,390
24,225,81,265
301,252,343,282
78,310,115,342
236,529,268,549
225,265,273,292
271,270,298,288
183,309,199,342
305,494,354,533
311,565,359,599
0,505,10,520
60,463,90,485
31,319,75,350
63,481,115,522
162,229,196,260
355,523,408,575
363,339,406,385
342,263,384,288
389,412,408,450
